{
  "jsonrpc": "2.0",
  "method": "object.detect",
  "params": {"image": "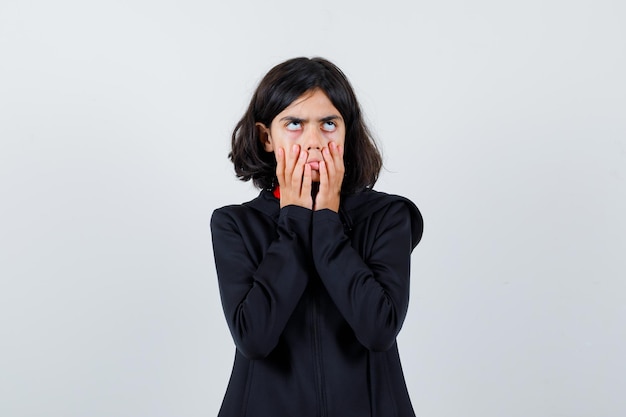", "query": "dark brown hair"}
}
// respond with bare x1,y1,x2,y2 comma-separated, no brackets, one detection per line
229,57,382,194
